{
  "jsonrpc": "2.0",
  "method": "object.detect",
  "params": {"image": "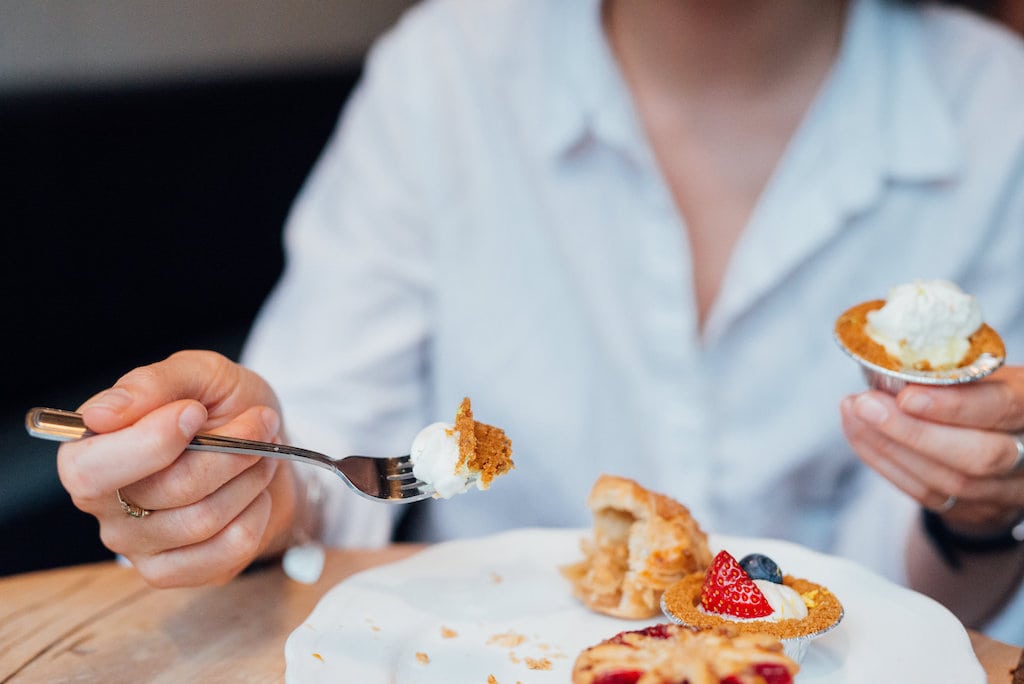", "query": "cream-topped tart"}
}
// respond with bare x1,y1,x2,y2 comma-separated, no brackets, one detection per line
661,550,842,662
835,279,1004,373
